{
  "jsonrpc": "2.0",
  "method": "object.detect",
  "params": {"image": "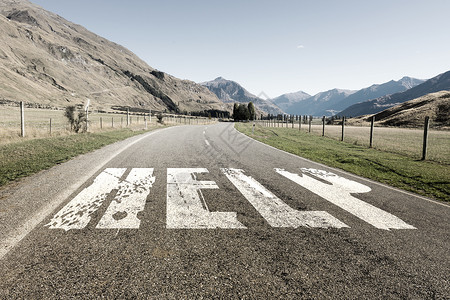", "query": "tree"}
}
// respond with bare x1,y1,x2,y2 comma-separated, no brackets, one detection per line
237,104,250,121
248,102,256,120
233,103,239,121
